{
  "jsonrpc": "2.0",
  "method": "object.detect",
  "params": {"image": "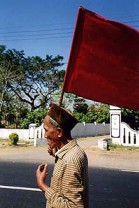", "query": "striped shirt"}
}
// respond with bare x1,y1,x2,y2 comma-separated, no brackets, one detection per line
45,139,88,208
